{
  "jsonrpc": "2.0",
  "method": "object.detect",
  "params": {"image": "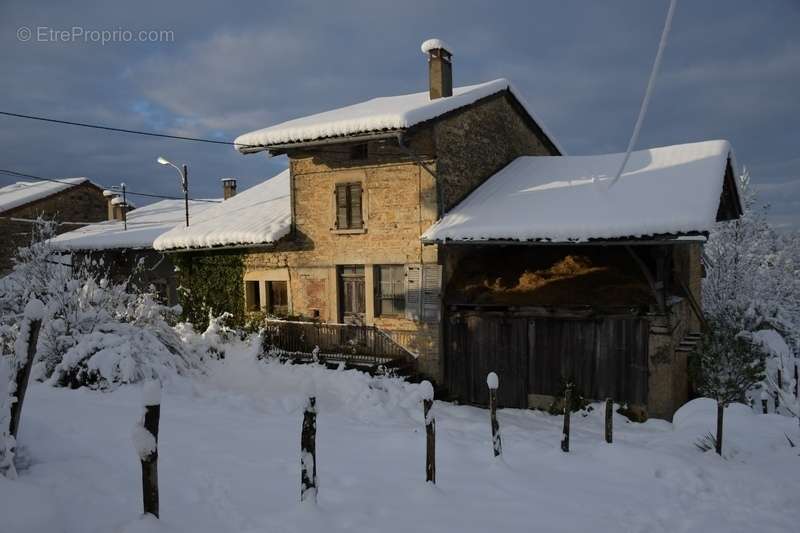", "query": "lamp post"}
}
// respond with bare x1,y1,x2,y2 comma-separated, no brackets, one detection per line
157,156,189,227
